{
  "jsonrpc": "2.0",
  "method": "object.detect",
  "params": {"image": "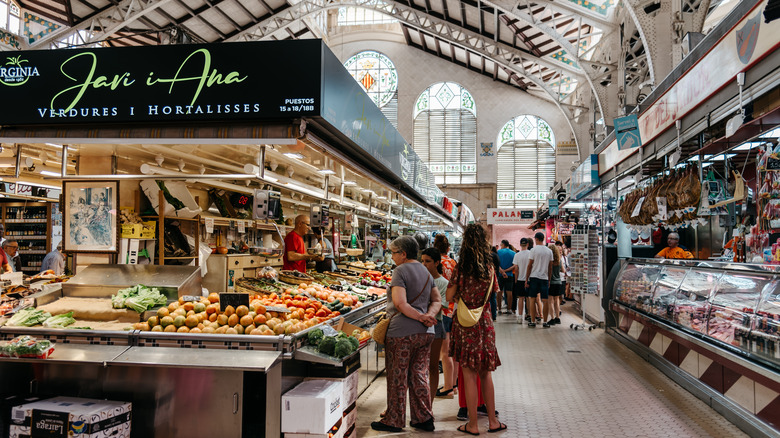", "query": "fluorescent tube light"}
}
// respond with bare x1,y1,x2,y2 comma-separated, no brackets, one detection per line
284,152,305,159
40,170,62,177
318,169,336,175
342,180,357,186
